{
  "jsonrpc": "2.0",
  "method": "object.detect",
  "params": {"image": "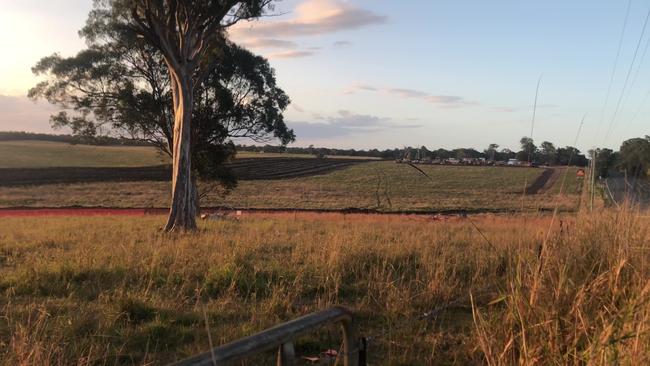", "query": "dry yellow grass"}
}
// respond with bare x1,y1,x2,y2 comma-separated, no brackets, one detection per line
1,207,649,365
